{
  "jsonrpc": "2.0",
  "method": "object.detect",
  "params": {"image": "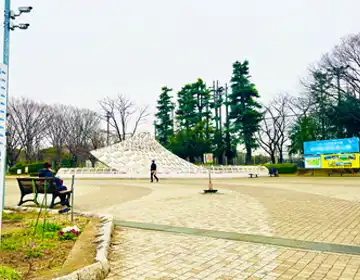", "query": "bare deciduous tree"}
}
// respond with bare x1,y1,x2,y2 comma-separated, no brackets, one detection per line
320,33,360,98
99,94,150,142
9,97,49,162
63,106,101,165
6,105,23,166
88,129,106,167
257,105,279,164
46,104,68,167
272,94,291,163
